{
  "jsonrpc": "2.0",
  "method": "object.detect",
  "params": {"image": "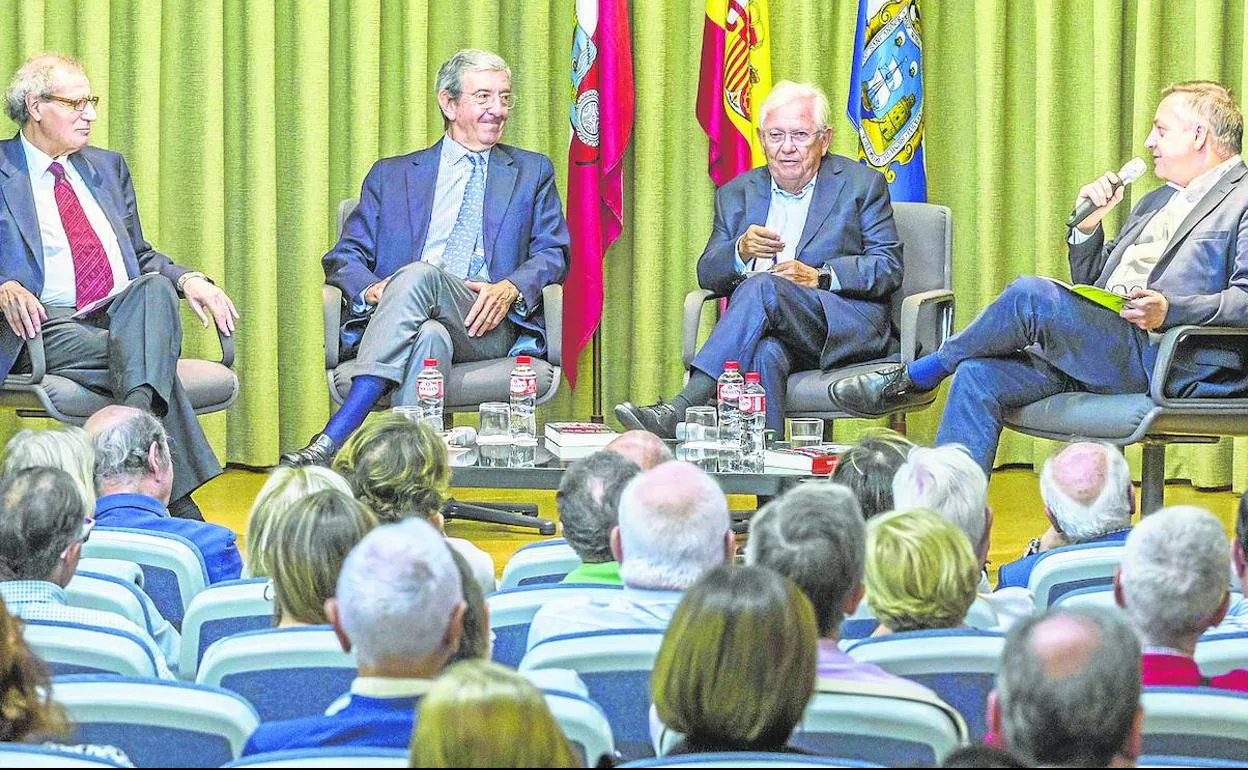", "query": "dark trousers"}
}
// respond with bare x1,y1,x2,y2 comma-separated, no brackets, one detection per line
934,276,1156,471
692,273,889,433
16,274,222,501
